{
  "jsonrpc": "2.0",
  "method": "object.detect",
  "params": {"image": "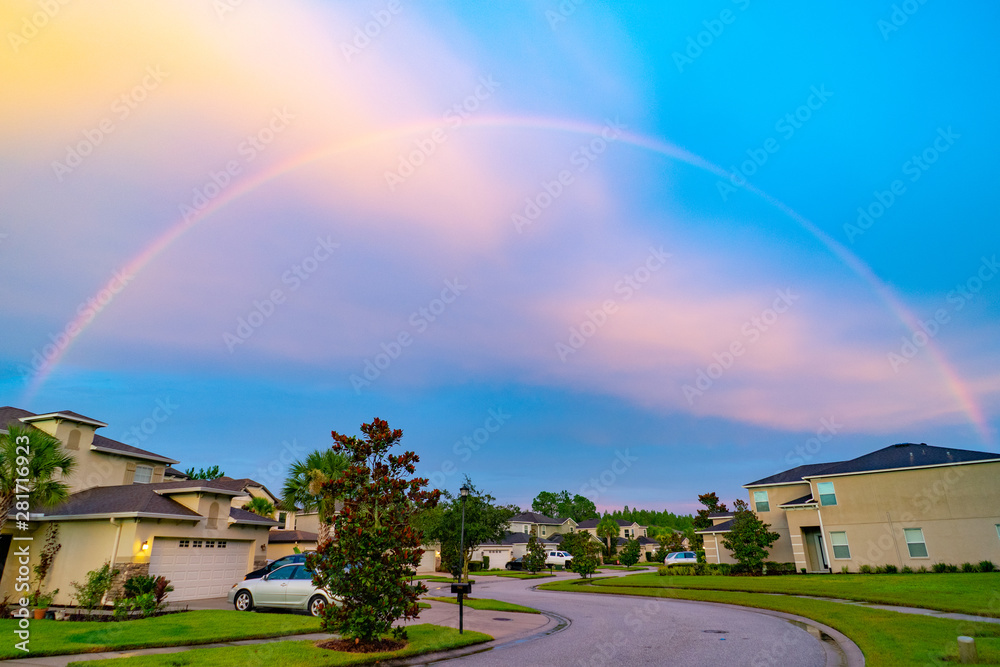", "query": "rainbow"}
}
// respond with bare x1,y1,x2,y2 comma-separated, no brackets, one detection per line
20,116,993,444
